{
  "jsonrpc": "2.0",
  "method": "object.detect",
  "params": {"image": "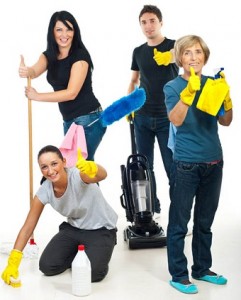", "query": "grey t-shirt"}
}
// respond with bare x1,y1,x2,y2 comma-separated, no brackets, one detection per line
36,168,118,230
